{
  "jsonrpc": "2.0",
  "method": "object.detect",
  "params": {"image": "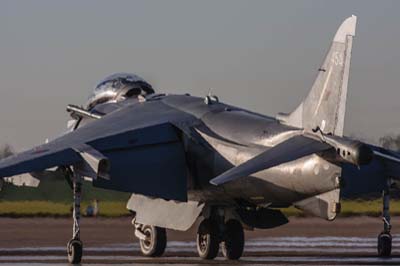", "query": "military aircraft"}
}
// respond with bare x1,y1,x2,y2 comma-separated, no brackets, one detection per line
1,15,400,264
